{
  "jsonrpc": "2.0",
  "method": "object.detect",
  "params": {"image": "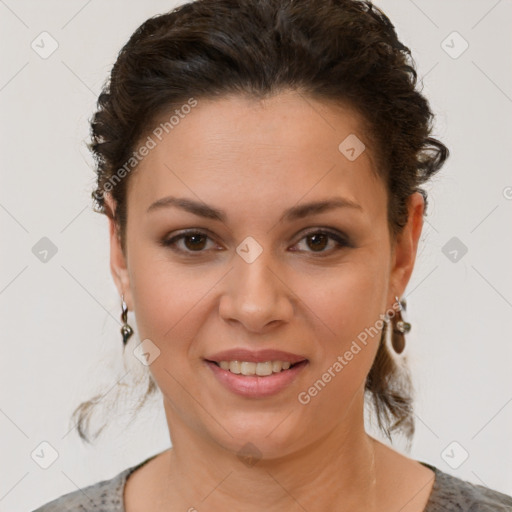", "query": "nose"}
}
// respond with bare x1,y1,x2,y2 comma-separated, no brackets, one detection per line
219,248,294,333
